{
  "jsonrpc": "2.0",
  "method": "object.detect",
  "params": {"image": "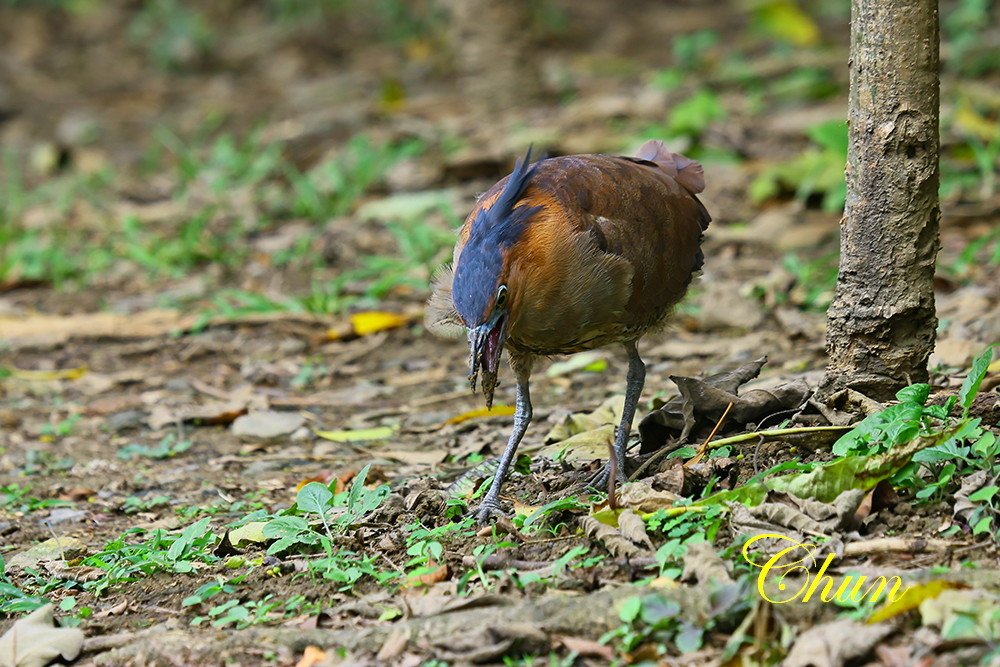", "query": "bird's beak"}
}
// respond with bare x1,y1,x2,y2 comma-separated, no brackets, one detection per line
467,312,507,409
